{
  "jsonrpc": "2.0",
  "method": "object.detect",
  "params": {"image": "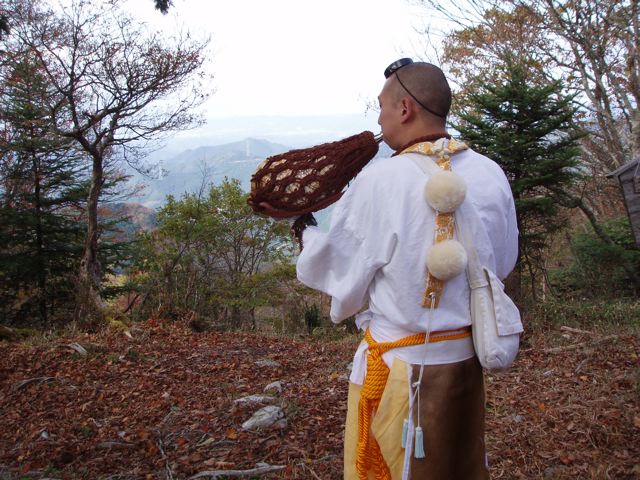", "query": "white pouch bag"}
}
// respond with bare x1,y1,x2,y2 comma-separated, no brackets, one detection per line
468,264,523,370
